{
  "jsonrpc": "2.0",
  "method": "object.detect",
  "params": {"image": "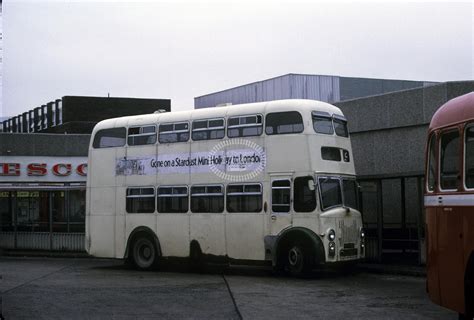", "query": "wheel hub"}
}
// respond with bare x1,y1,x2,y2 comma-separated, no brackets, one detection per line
289,247,300,266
